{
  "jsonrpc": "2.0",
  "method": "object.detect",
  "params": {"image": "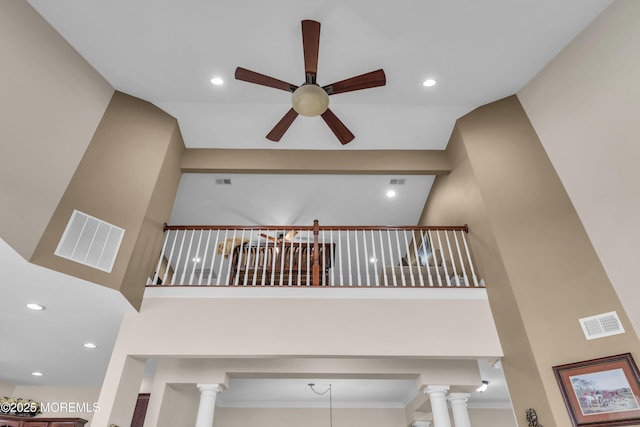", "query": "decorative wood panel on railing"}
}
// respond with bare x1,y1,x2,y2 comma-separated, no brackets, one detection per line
149,222,483,288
